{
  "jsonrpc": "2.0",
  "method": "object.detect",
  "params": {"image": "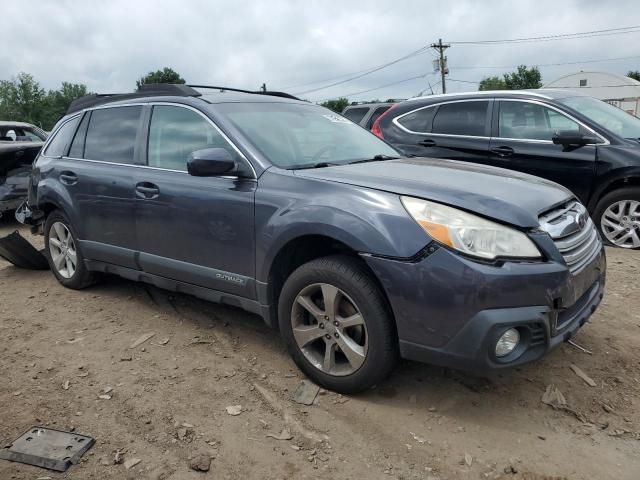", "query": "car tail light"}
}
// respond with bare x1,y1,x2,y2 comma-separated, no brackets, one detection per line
370,104,398,139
